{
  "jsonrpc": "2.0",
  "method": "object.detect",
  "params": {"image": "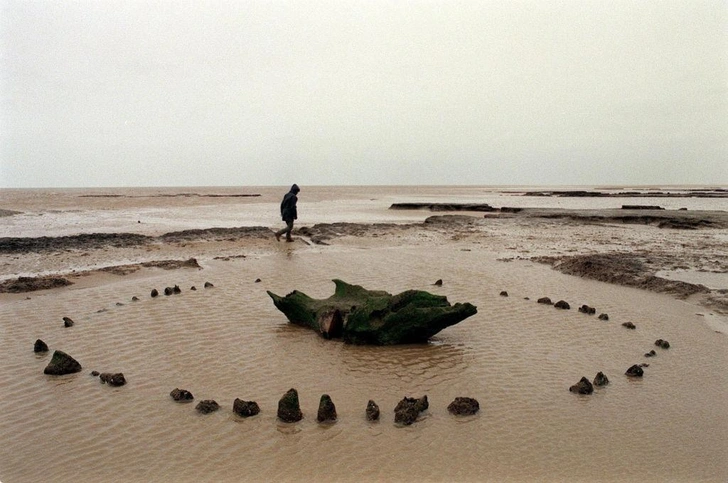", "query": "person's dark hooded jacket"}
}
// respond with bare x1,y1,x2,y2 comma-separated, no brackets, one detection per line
280,184,300,222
